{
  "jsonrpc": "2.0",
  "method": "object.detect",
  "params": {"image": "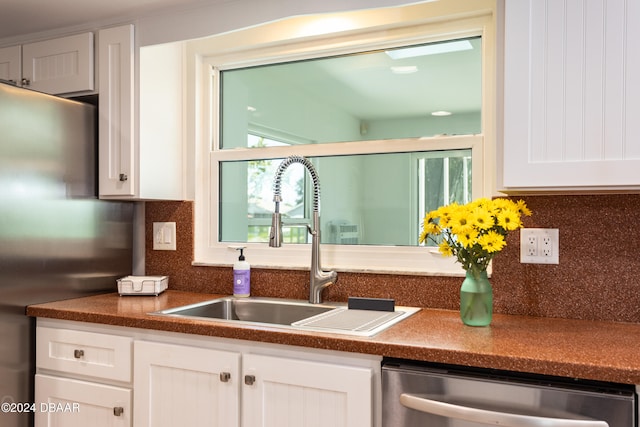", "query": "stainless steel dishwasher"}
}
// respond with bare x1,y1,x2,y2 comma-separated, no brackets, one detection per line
382,359,636,427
